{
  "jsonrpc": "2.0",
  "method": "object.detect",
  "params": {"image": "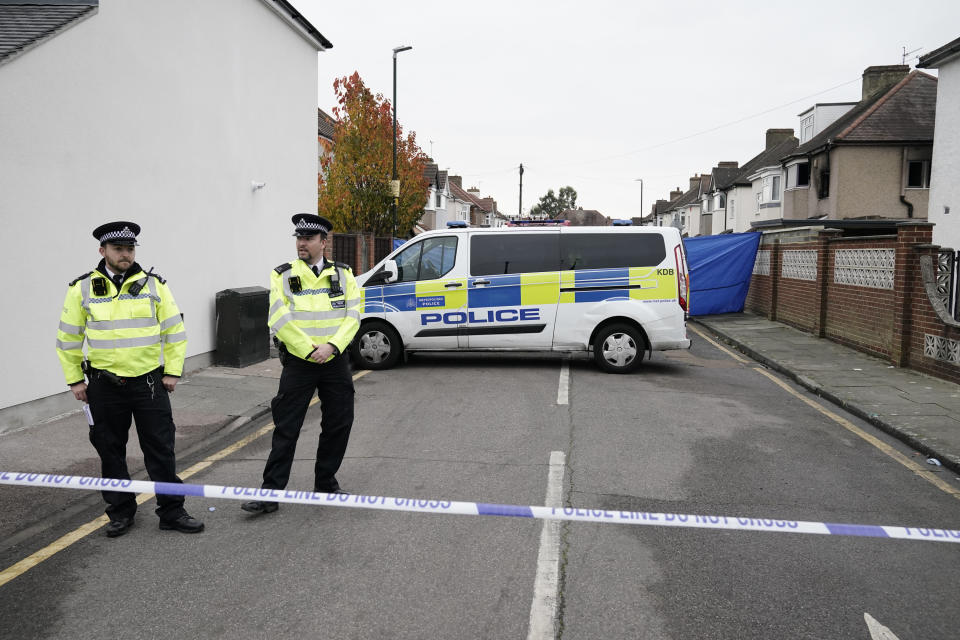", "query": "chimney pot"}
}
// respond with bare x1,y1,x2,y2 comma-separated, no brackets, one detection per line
862,65,909,100
765,128,795,149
